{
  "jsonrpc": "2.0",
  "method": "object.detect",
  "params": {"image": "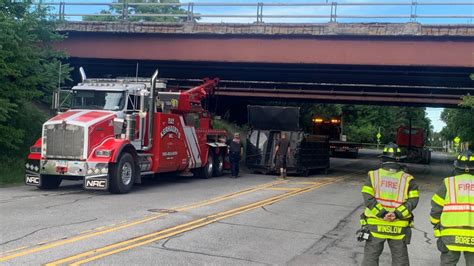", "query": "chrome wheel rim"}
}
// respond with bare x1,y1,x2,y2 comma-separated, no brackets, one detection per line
218,157,224,173
207,158,214,177
121,162,132,185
